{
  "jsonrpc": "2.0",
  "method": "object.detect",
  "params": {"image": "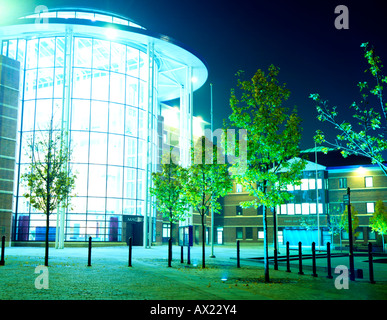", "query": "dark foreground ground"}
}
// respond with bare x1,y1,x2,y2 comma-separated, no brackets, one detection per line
0,244,386,317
